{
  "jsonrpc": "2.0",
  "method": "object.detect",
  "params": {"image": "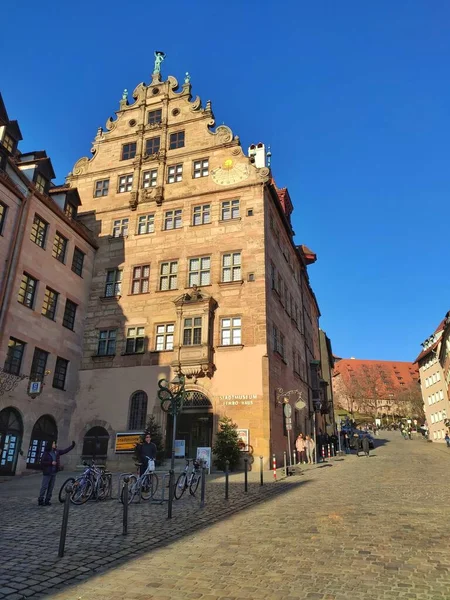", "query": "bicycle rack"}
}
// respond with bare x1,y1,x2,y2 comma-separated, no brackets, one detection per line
150,471,171,505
